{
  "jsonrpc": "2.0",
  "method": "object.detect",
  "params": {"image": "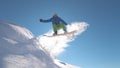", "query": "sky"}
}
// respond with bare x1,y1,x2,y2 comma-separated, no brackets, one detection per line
0,0,120,68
